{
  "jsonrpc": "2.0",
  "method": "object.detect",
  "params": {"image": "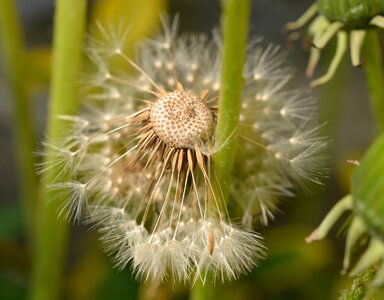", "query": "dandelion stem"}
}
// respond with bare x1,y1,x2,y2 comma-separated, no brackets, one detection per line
190,0,250,297
31,0,87,299
0,0,37,242
363,30,384,131
213,0,251,202
189,281,216,300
